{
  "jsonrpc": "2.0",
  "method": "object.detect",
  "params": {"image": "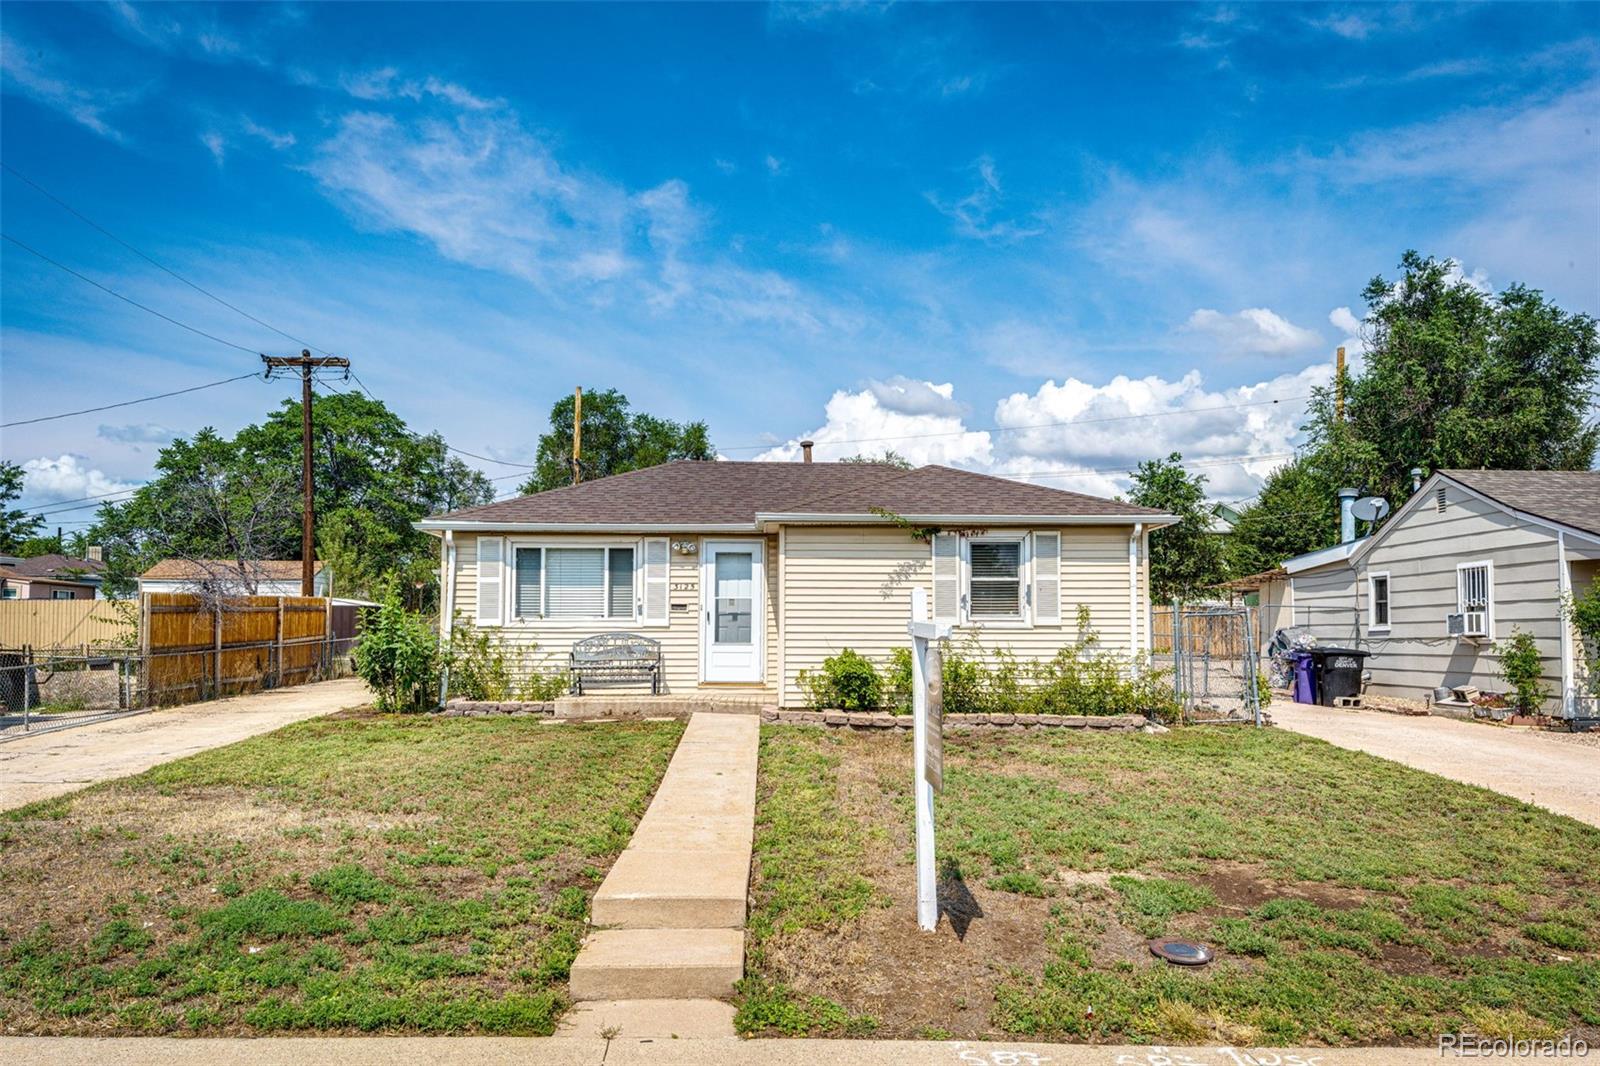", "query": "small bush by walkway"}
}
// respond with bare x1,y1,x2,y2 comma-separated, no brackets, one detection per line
0,711,683,1035
737,725,1600,1045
